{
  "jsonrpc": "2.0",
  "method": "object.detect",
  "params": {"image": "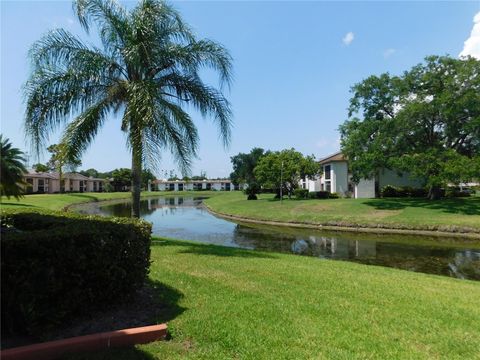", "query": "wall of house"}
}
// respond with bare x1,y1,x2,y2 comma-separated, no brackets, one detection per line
355,178,375,198
378,169,424,189
332,162,348,195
